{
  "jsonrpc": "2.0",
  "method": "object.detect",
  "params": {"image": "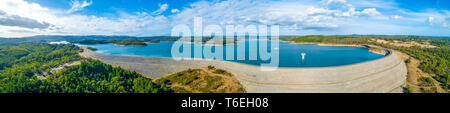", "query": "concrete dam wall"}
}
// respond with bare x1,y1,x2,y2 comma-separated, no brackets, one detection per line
82,47,407,93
